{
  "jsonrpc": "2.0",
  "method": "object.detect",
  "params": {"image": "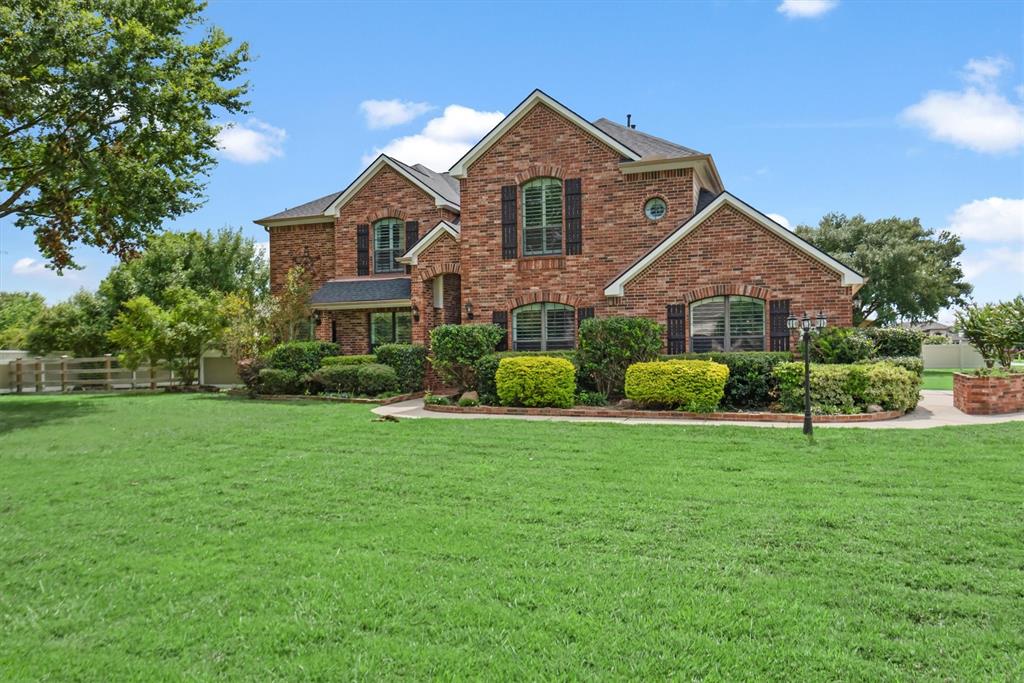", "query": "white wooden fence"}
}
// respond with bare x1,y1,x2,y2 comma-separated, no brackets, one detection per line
3,354,177,393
